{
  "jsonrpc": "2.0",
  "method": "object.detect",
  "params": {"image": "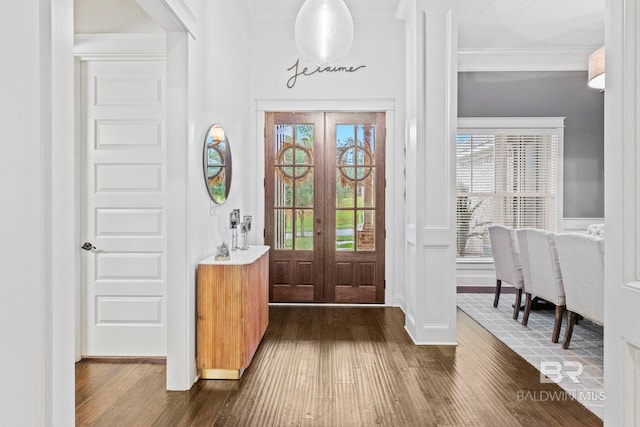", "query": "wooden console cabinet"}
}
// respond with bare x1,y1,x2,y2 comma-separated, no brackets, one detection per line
197,246,269,380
